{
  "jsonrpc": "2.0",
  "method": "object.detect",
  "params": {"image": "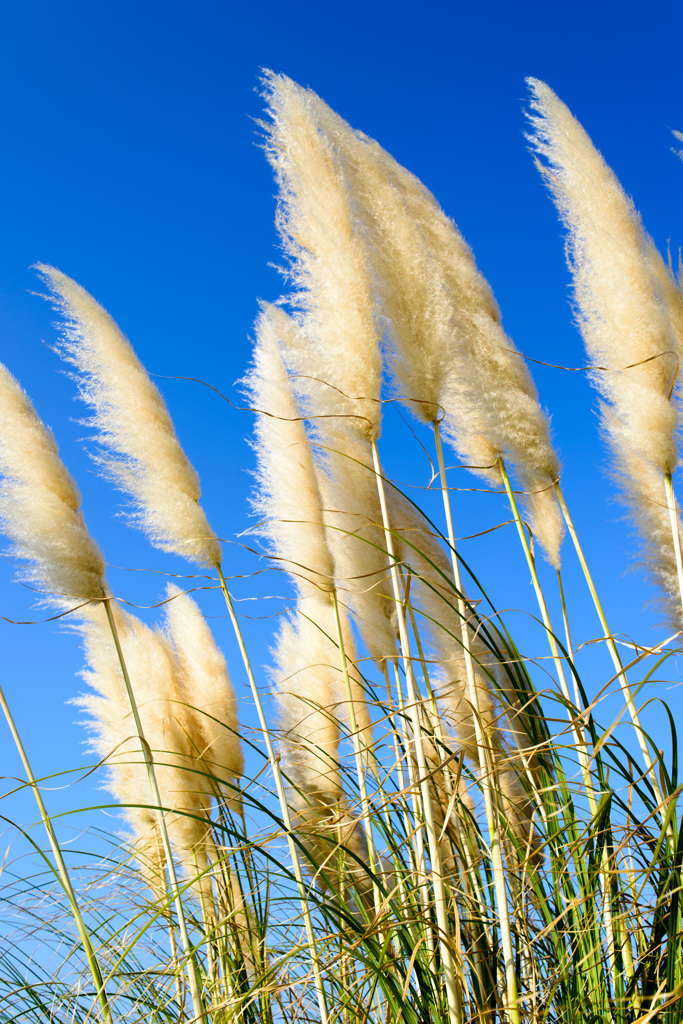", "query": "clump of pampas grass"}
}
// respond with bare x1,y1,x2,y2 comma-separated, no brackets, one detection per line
163,584,243,796
284,74,564,570
75,595,242,894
